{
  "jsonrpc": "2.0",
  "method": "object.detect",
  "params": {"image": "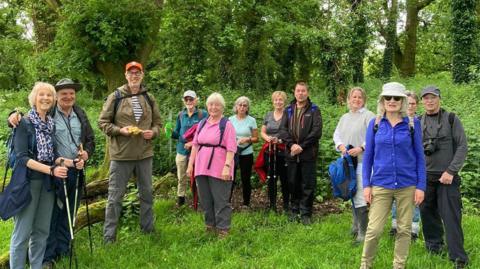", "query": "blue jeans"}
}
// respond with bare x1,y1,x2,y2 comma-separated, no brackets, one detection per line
392,199,421,234
10,179,54,269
